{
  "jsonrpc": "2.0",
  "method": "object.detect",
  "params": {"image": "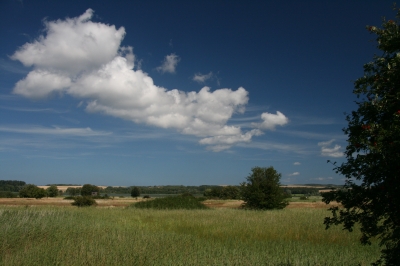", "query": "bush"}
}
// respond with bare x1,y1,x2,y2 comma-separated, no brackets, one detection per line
0,191,17,198
19,184,46,199
131,195,208,210
143,195,150,199
71,196,97,207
